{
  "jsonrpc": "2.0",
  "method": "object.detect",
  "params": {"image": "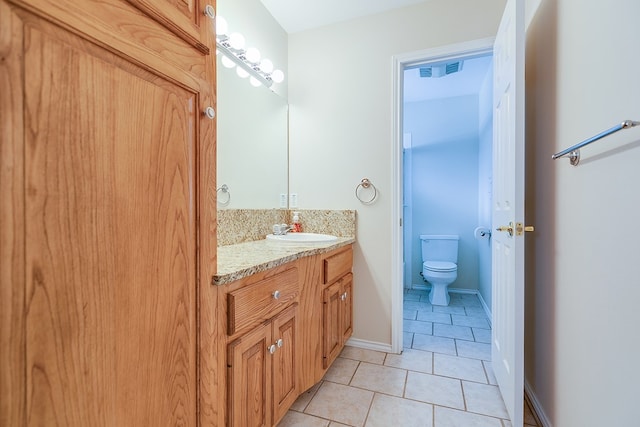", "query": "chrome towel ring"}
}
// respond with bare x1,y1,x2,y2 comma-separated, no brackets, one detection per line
217,184,231,206
355,178,377,204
